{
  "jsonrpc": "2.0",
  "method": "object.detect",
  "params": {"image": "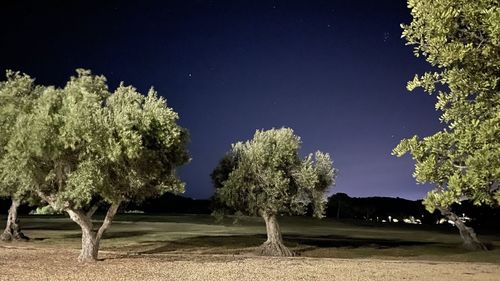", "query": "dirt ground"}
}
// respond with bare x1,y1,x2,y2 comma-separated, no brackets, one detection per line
0,246,499,281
